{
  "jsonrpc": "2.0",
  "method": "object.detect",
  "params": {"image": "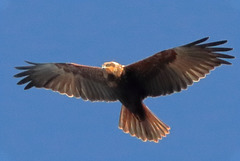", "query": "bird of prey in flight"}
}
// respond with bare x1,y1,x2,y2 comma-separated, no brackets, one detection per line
15,37,234,143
